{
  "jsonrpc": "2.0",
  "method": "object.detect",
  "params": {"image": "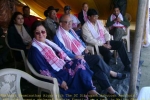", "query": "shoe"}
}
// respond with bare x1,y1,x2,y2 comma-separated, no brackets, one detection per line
107,91,120,96
88,94,106,100
107,91,122,100
124,64,131,72
110,73,127,80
